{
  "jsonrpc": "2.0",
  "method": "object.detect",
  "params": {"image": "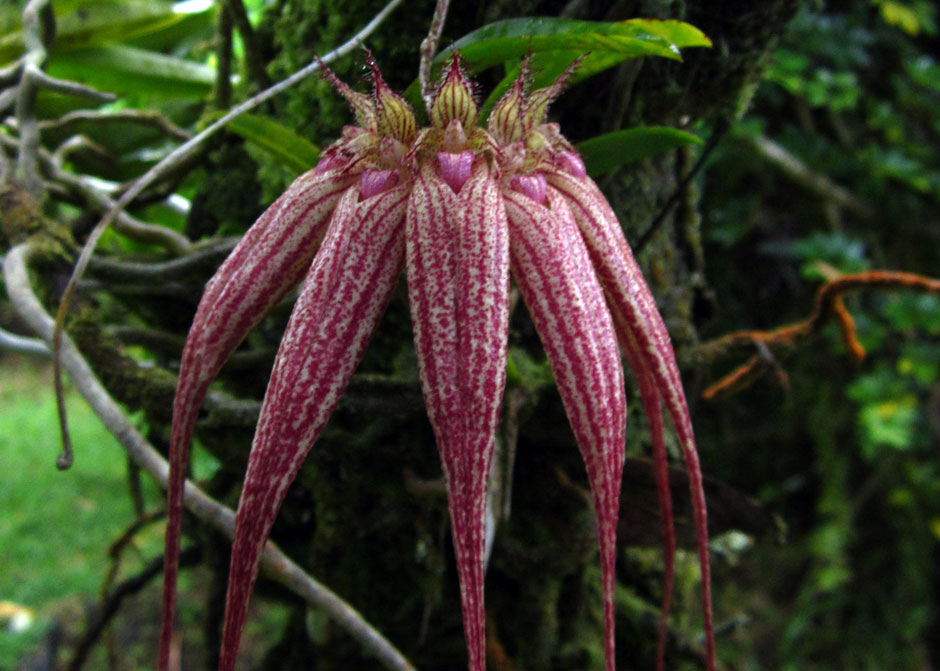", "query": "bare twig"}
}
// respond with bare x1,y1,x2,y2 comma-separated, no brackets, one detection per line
39,110,192,143
741,133,873,220
14,0,115,199
51,0,405,462
85,238,239,282
0,325,50,357
51,135,113,168
419,0,451,111
635,120,729,255
77,278,196,299
22,68,115,104
4,242,418,671
0,128,193,254
67,546,201,671
698,270,940,400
